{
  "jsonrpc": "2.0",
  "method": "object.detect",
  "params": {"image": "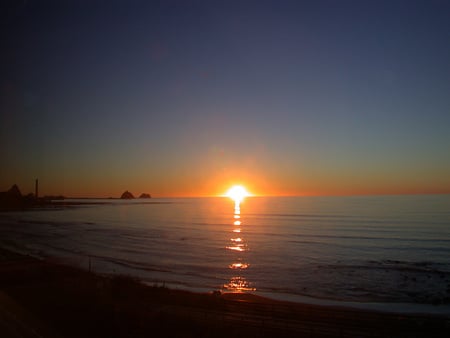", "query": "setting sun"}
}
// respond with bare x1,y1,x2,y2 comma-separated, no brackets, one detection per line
225,185,250,203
